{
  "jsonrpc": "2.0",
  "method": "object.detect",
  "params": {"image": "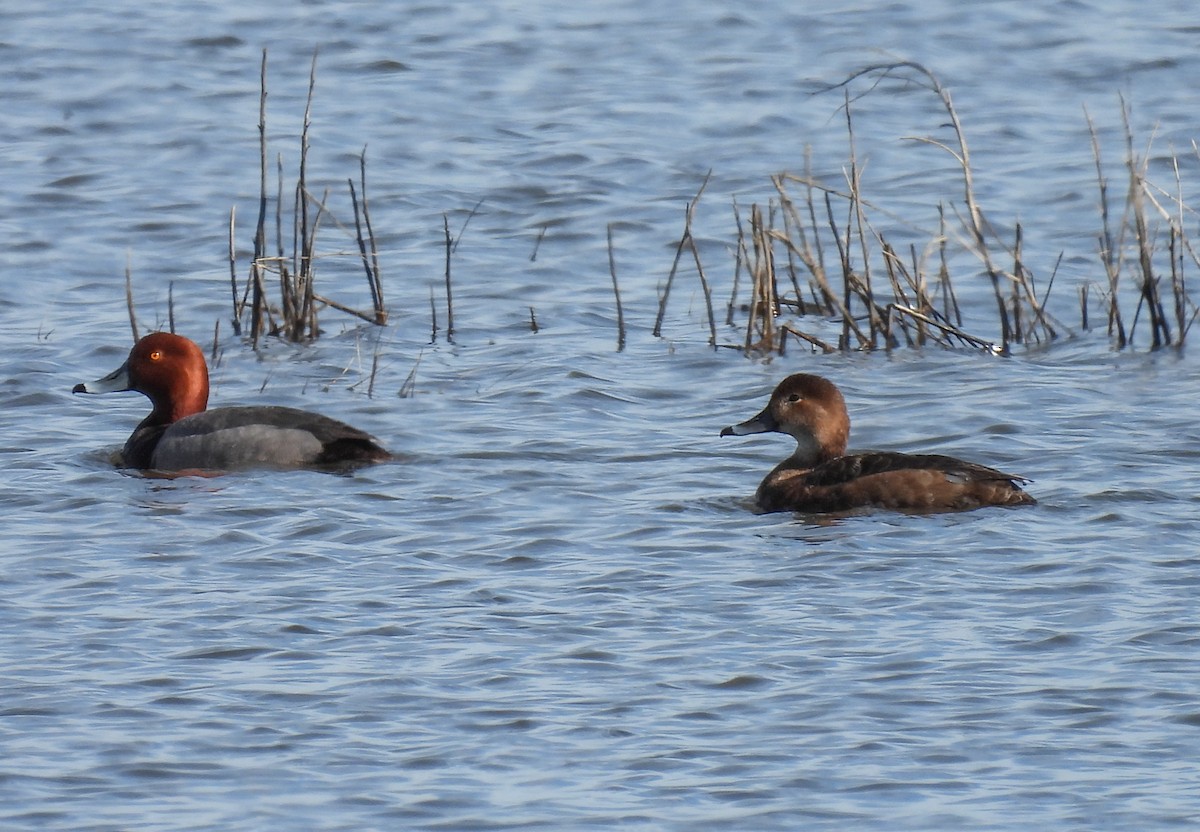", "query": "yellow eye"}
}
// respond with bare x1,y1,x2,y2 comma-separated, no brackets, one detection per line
149,350,163,361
